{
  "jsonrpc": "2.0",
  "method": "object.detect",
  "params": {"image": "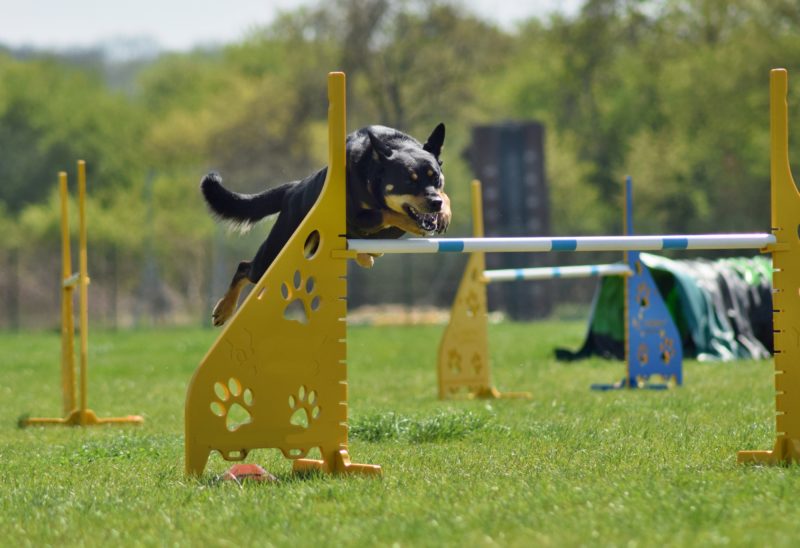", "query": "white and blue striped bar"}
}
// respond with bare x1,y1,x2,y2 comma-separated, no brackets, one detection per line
484,263,631,283
347,234,776,254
